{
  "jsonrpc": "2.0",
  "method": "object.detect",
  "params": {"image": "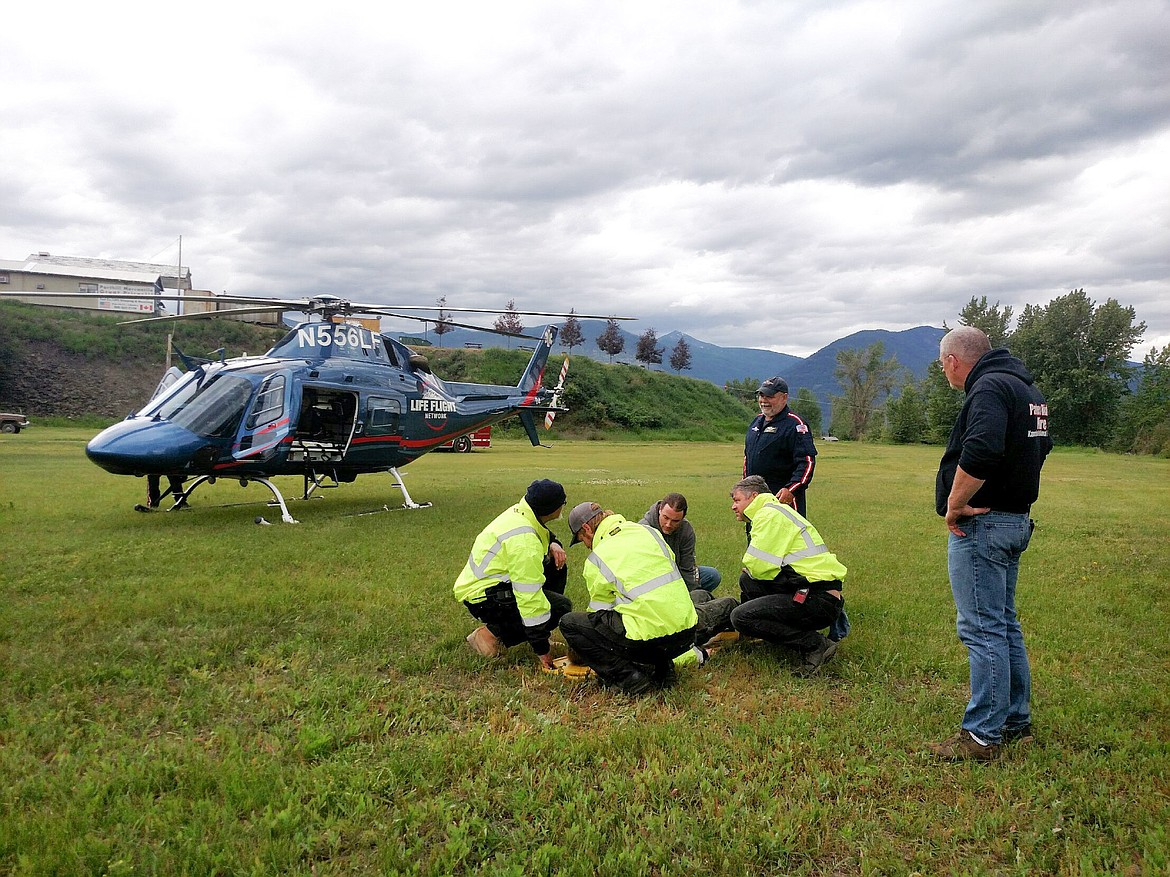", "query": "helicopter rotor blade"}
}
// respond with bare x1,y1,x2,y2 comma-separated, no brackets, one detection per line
118,305,288,325
367,304,634,321
371,310,544,340
4,289,634,324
